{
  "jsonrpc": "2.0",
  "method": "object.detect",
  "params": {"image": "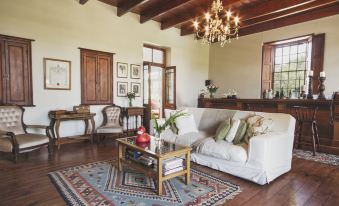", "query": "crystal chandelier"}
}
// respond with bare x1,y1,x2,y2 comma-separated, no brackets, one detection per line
193,0,240,47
